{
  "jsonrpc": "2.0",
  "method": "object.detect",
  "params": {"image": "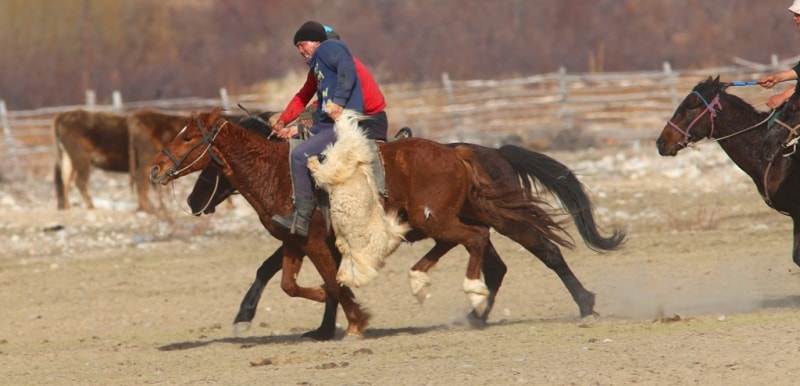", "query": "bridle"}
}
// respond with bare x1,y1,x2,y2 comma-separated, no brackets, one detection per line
667,90,776,147
162,117,228,177
666,90,721,148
